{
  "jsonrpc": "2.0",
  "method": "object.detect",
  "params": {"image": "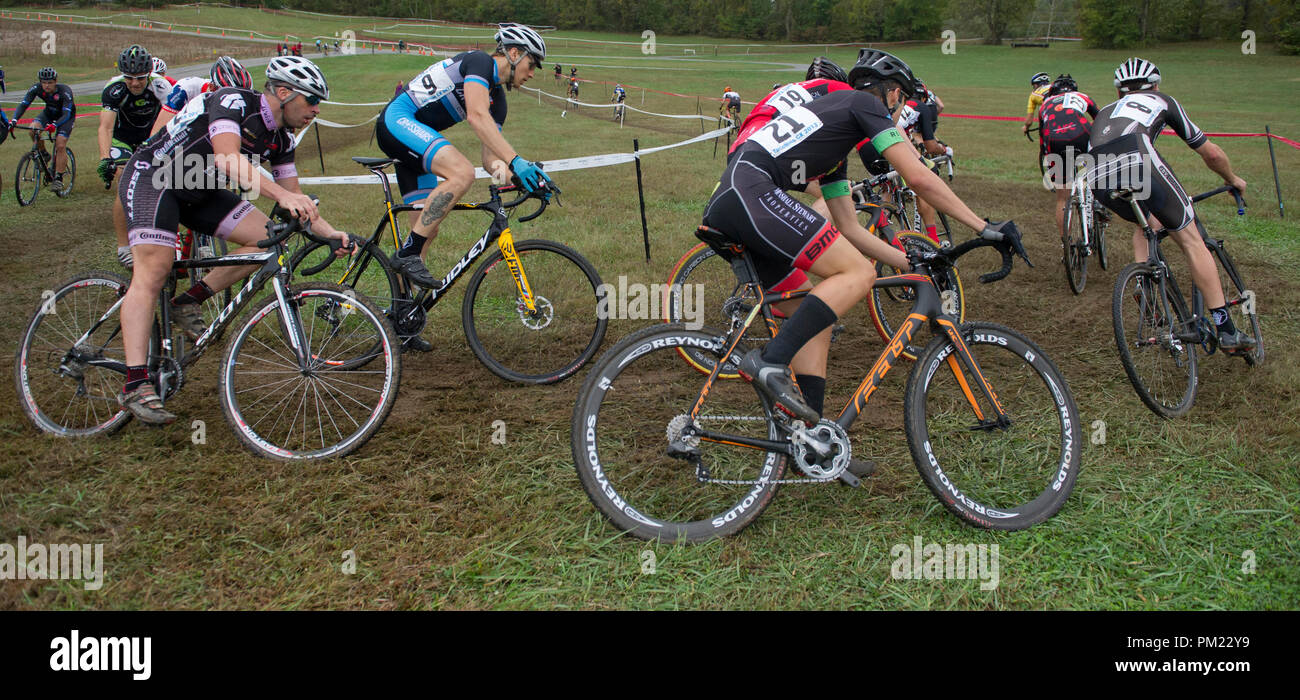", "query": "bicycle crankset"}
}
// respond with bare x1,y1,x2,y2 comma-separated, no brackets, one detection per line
789,419,851,480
